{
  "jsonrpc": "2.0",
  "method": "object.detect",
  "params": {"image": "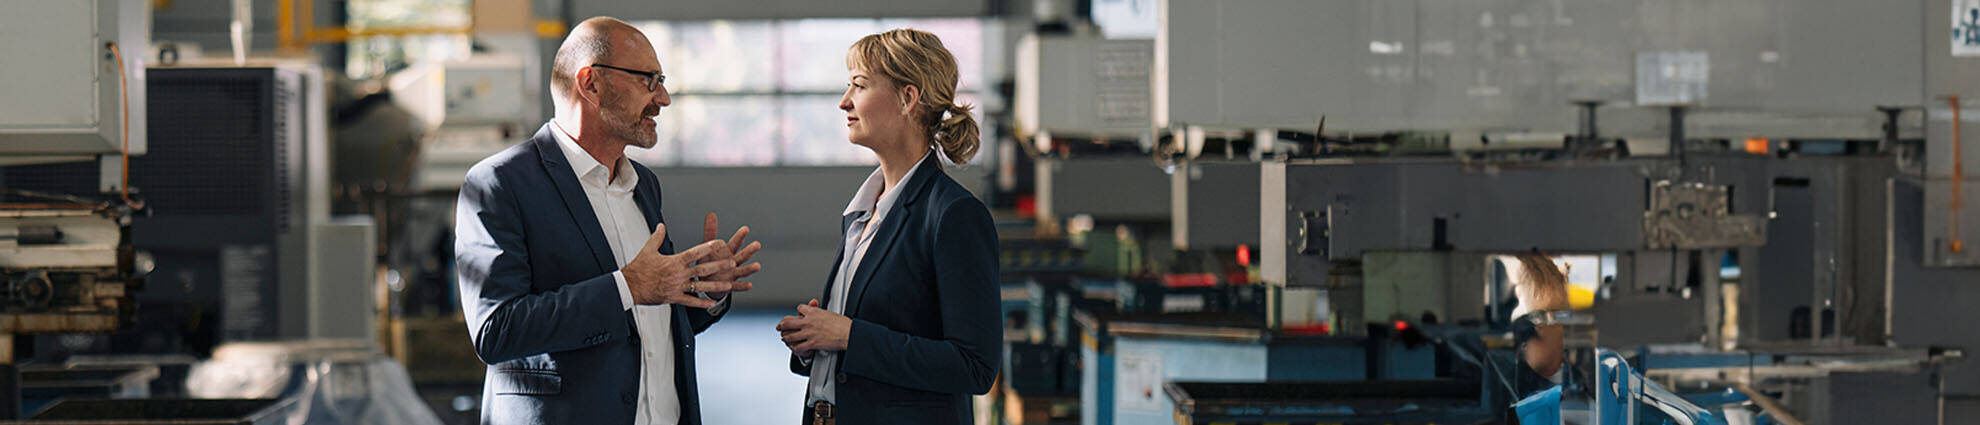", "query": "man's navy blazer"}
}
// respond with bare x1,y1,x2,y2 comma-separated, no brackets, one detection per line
790,153,1003,425
455,123,723,424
